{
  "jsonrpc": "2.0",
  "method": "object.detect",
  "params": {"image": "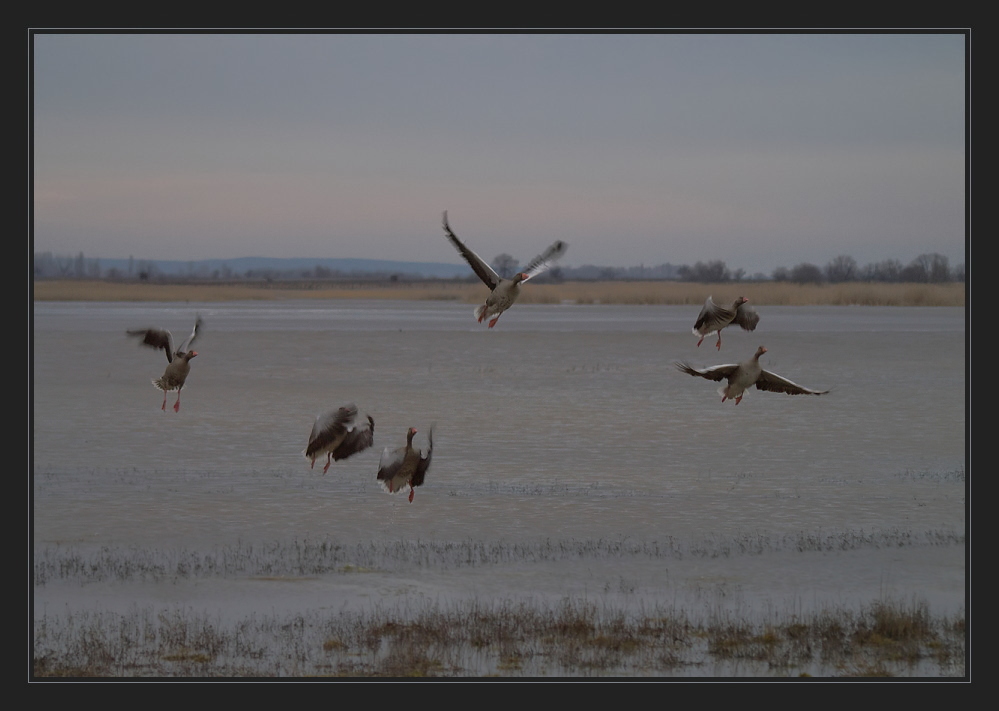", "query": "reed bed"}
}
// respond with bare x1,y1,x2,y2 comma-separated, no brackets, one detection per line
32,279,966,307
32,596,965,677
